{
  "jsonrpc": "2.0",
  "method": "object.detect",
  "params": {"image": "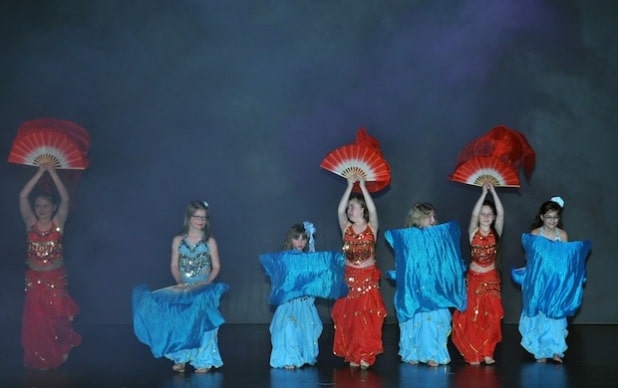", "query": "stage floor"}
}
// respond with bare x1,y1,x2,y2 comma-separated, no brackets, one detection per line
1,323,616,387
